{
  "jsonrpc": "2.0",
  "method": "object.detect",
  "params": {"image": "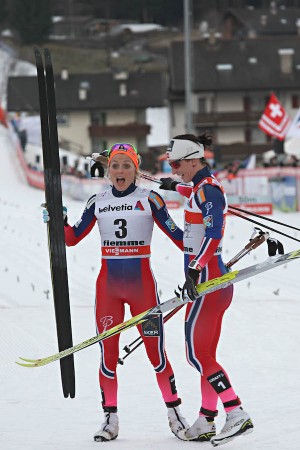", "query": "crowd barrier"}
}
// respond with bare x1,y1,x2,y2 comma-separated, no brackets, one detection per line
218,167,300,212
14,135,183,207
12,129,299,213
